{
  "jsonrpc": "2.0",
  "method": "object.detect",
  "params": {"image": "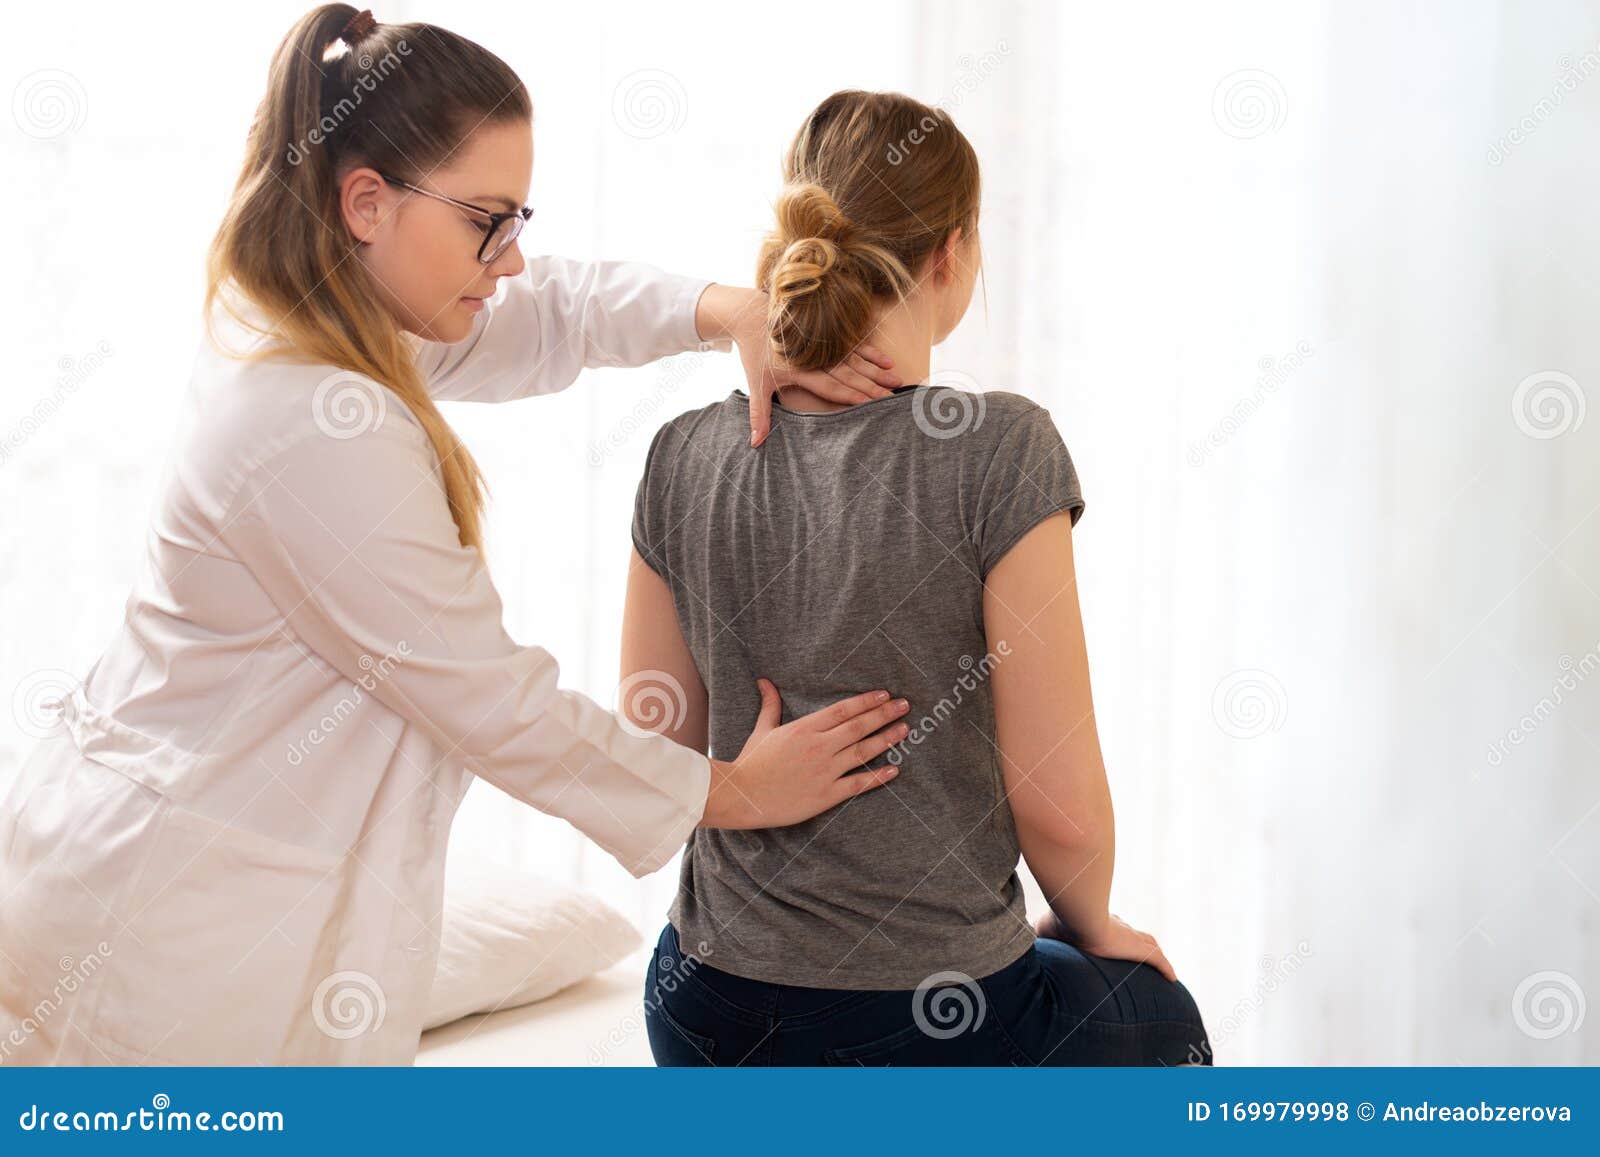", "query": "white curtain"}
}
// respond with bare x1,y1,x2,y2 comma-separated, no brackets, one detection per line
3,0,1594,1063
